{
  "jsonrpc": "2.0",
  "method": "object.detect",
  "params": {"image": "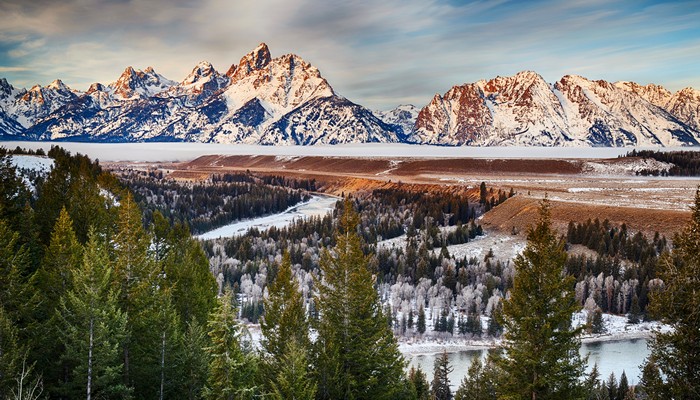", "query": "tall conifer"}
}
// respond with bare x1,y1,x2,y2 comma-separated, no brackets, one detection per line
314,199,406,400
646,189,700,398
495,198,586,399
